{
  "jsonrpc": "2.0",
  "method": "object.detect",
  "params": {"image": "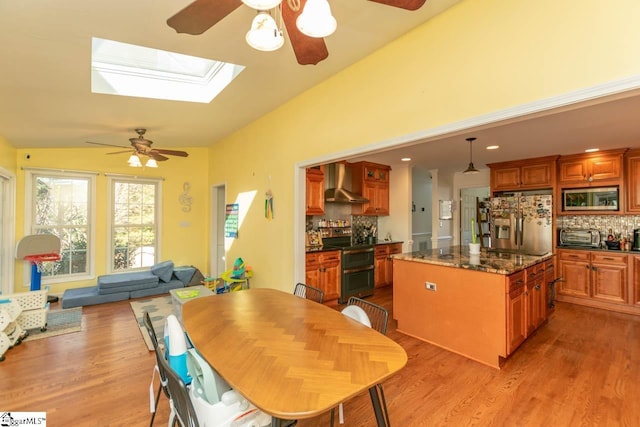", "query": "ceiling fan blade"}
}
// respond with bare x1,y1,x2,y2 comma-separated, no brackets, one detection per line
153,149,189,157
167,0,243,35
148,152,170,162
282,0,329,65
368,0,427,10
107,150,135,155
85,141,131,149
